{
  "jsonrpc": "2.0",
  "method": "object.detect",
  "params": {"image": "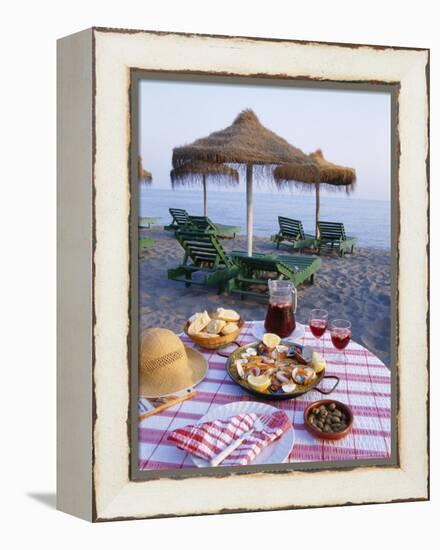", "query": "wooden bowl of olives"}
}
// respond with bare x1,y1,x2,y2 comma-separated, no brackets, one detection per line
304,400,353,440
